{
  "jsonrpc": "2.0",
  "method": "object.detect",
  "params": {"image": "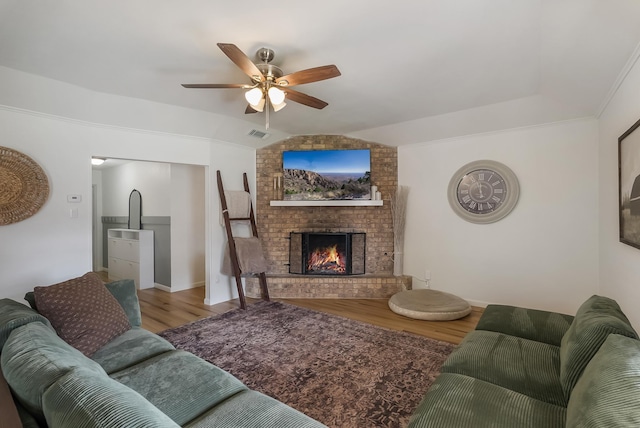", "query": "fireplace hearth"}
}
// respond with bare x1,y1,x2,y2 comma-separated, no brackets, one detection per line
289,232,365,275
